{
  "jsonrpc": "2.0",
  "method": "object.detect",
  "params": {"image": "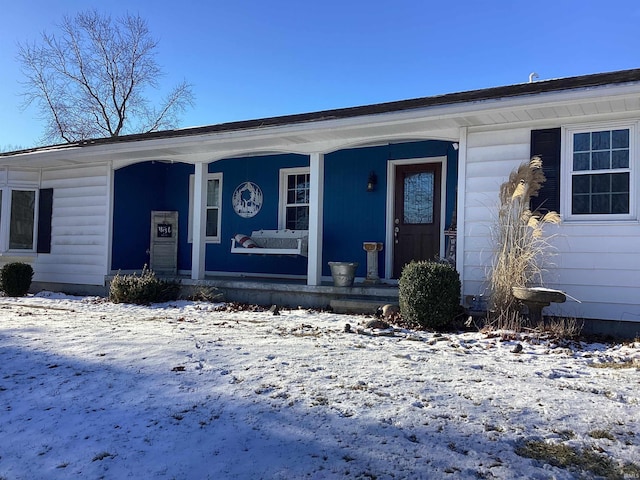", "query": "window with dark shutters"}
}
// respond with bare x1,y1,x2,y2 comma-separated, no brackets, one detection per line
530,128,561,214
37,188,53,253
